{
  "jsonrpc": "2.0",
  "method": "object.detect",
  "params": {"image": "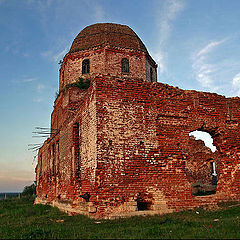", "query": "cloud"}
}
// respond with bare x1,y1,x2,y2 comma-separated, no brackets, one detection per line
27,0,55,12
196,39,227,57
53,48,68,62
37,84,45,92
30,0,105,63
41,50,51,58
232,72,240,96
158,0,185,45
11,76,38,84
4,41,19,54
41,47,68,62
93,4,104,22
0,168,34,192
155,0,186,74
33,97,43,103
151,50,166,74
23,77,37,83
4,42,30,57
0,175,34,192
192,39,227,90
0,177,33,192
23,53,30,57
